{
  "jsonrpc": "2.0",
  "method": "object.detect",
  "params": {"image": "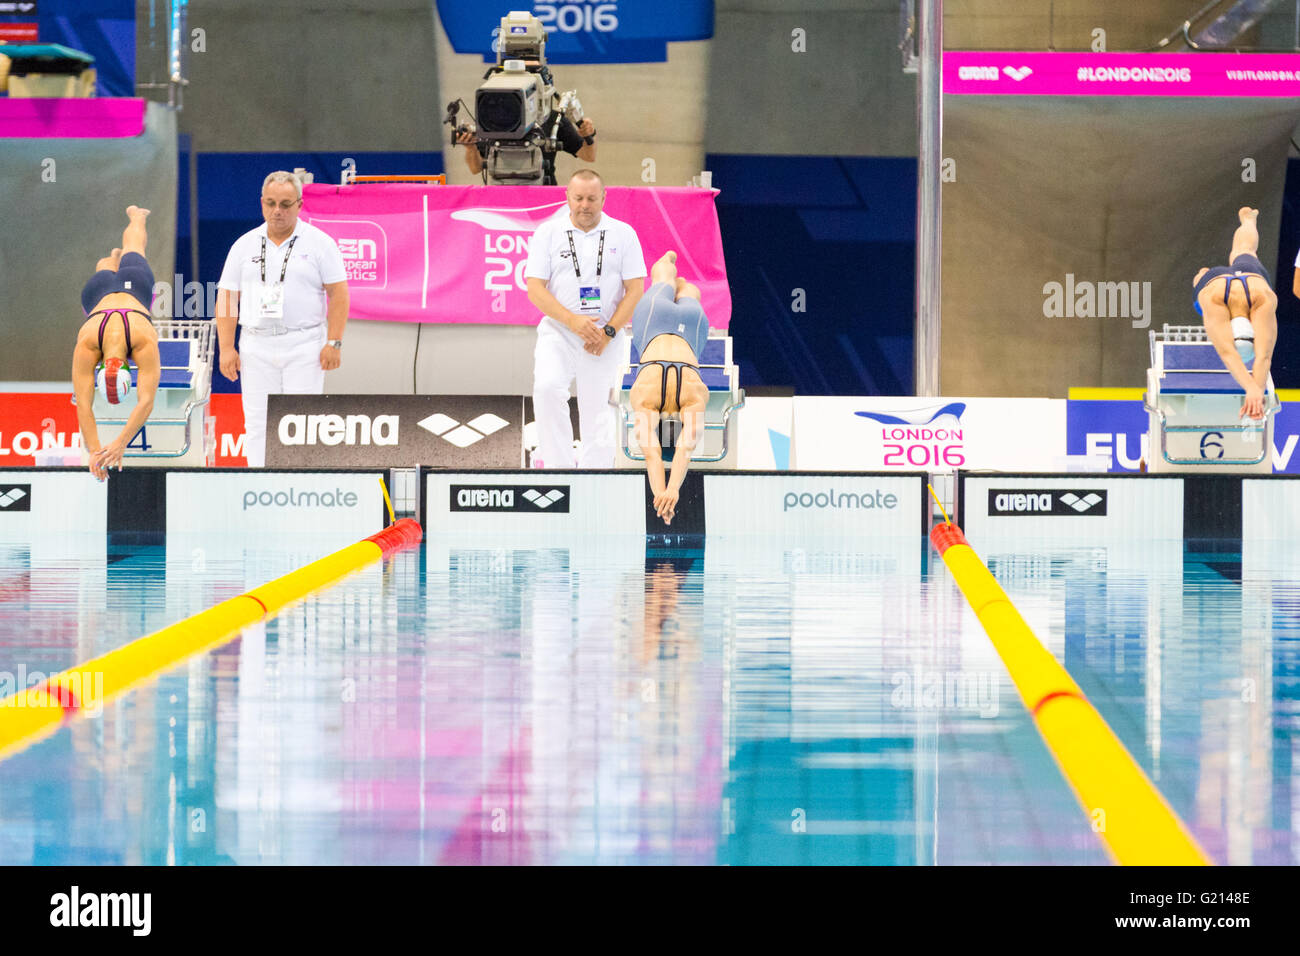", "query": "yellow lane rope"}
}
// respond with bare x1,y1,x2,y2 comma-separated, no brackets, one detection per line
0,518,423,763
927,498,1209,865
